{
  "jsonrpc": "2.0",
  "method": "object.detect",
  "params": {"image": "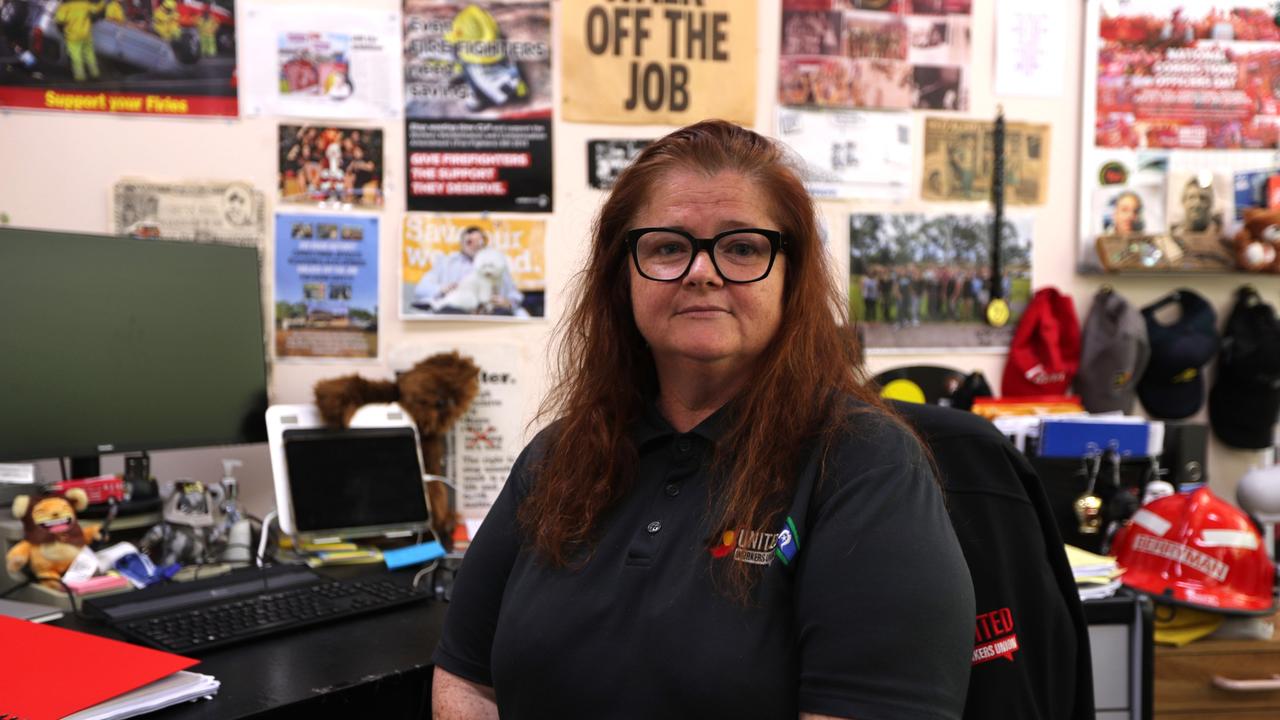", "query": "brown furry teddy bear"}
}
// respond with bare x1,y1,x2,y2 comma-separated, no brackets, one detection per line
314,351,480,547
1234,208,1280,273
6,489,102,588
